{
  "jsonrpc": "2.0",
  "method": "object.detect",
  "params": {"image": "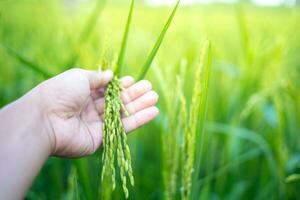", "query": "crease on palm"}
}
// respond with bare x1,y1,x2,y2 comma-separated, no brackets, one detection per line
49,75,159,157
